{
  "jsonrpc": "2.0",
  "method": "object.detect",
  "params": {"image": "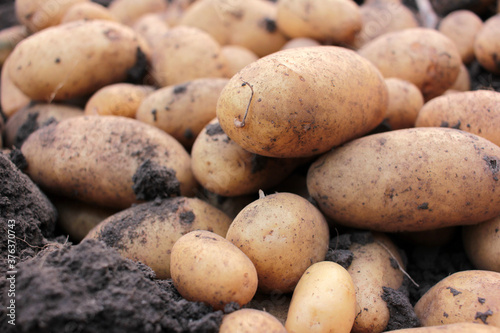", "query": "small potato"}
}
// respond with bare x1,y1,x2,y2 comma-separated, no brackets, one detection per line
5,103,83,148
84,83,154,118
415,90,500,147
226,192,330,293
170,230,258,310
276,0,362,45
221,45,259,78
387,322,500,332
108,0,168,26
449,63,471,92
307,127,500,232
280,37,321,50
86,197,232,279
384,78,424,129
219,309,286,333
474,14,500,75
438,10,483,64
358,28,462,101
1,55,30,118
0,25,29,67
414,270,500,327
132,13,170,47
463,215,500,272
285,261,356,333
61,2,118,23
